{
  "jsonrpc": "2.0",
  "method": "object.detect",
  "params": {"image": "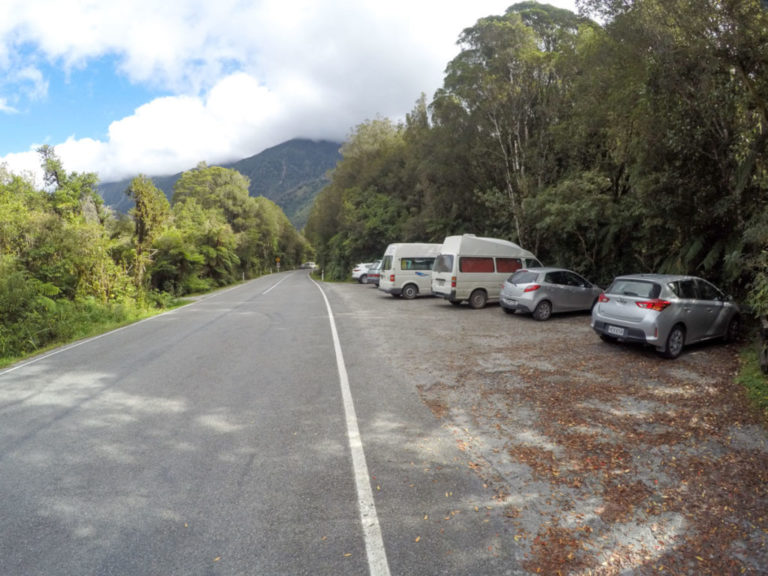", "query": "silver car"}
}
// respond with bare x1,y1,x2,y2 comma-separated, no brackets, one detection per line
591,274,740,358
365,260,382,286
500,267,602,321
